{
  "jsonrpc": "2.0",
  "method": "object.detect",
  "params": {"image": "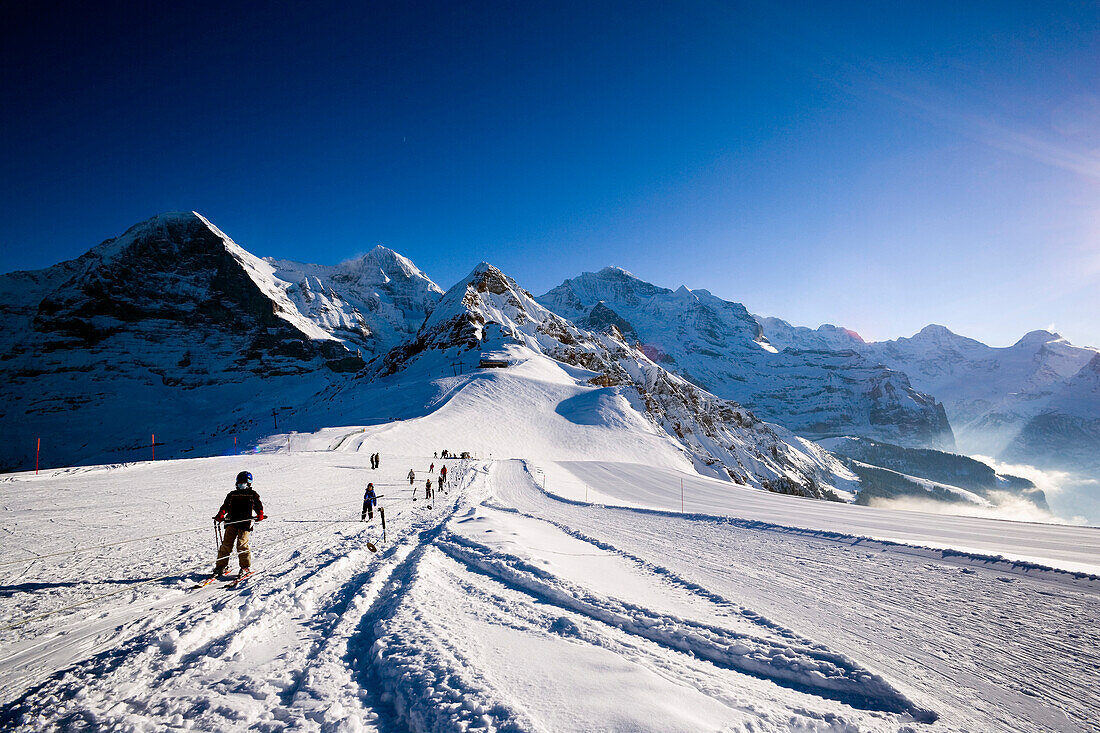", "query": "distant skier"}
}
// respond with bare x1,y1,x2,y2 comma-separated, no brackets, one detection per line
425,478,433,501
407,468,415,485
375,452,381,468
211,471,265,577
440,465,447,483
434,451,438,459
361,482,378,521
429,463,434,473
437,474,444,493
